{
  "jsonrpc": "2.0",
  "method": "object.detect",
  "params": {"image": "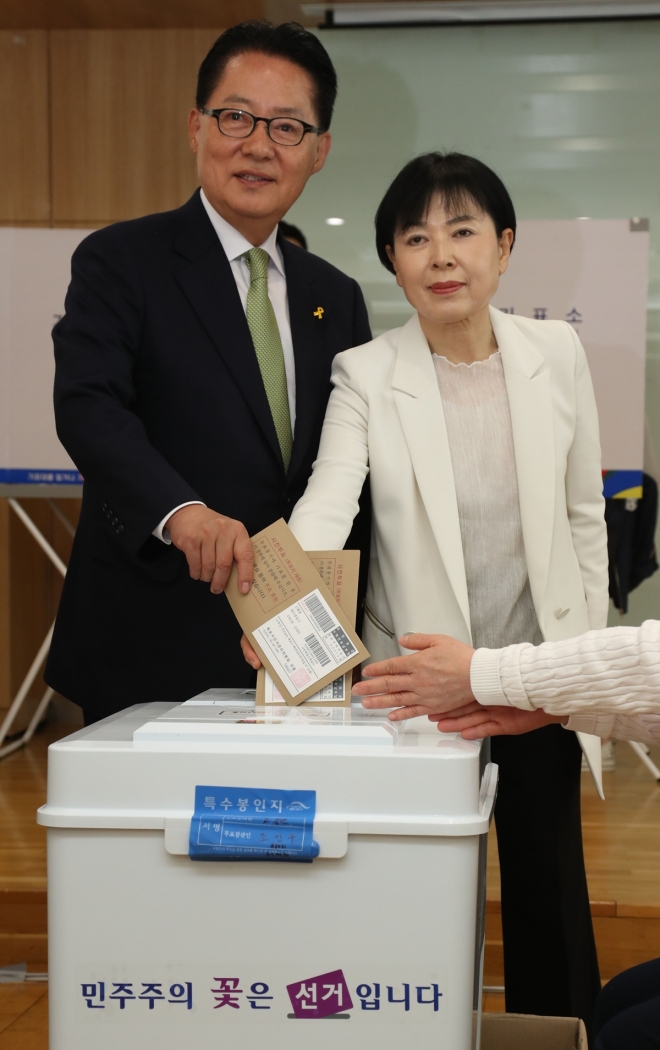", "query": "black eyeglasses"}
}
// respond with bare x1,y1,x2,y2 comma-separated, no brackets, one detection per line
200,107,323,147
